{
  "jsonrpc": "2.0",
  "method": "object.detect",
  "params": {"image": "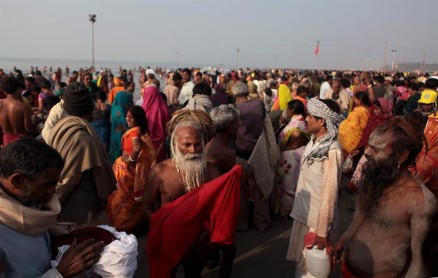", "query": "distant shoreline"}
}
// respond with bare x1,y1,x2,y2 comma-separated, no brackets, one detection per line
2,56,437,75
0,56,232,74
